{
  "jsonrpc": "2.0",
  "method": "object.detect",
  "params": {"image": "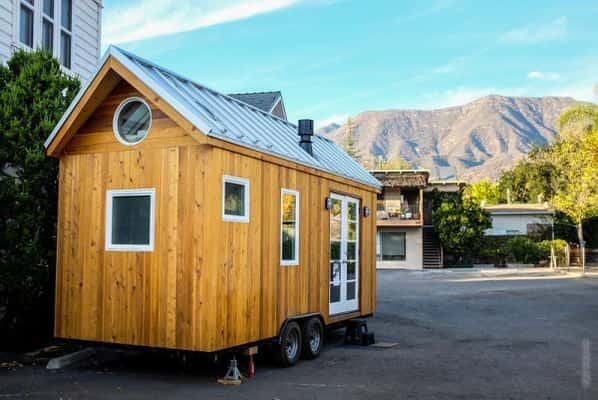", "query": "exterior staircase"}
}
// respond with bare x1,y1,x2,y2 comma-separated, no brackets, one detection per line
423,226,442,268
